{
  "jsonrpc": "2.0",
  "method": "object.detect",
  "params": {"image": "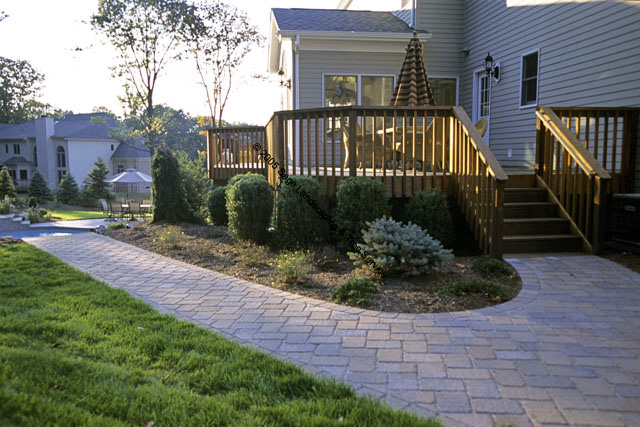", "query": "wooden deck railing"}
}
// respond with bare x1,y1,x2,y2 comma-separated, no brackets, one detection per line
535,107,612,253
551,107,638,193
264,105,454,197
206,126,266,180
451,106,508,258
